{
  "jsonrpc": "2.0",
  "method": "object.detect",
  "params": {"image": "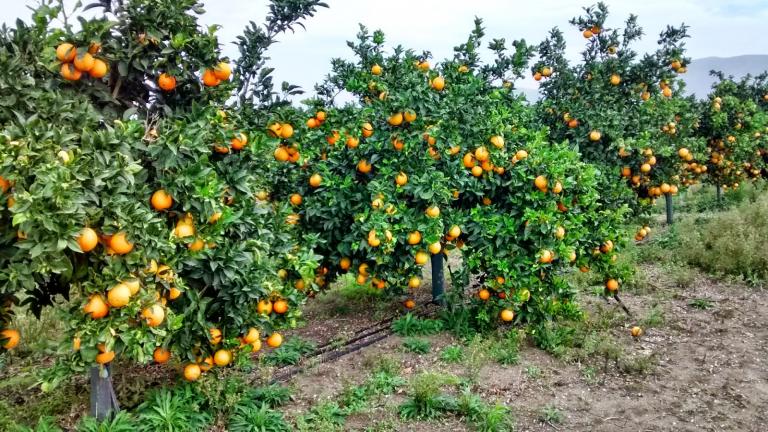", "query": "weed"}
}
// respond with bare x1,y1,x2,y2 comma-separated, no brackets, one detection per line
365,371,406,395
391,313,443,337
619,353,659,375
440,345,464,363
398,372,459,420
247,384,292,408
295,401,346,431
402,338,431,354
530,322,575,357
524,365,541,379
689,298,714,310
228,404,292,432
11,417,63,432
538,404,563,425
640,306,665,328
491,330,521,365
135,386,212,432
581,366,598,384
